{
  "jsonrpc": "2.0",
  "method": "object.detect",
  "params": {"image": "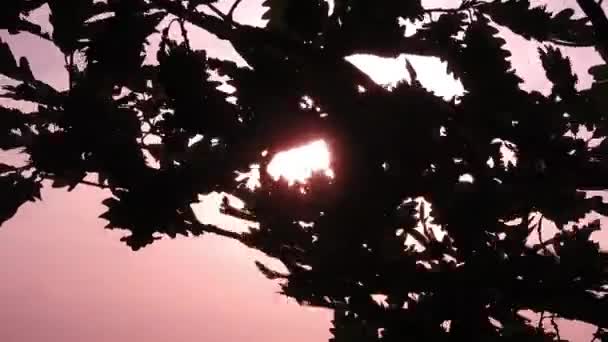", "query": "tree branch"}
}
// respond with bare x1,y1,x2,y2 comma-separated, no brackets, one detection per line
535,215,551,256
550,314,561,341
423,1,483,14
576,0,608,62
148,0,389,107
149,0,237,41
149,0,441,60
189,221,247,242
0,163,32,174
14,19,53,43
30,170,111,190
78,178,111,189
515,282,608,328
65,53,75,91
205,3,230,22
590,326,606,342
538,310,546,330
227,0,244,20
